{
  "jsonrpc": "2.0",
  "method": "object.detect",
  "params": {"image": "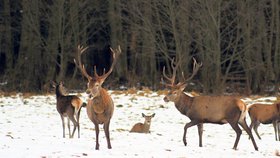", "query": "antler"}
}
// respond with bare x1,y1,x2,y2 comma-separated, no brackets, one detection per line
161,57,202,87
96,45,122,80
74,45,92,80
161,58,180,87
179,58,202,85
